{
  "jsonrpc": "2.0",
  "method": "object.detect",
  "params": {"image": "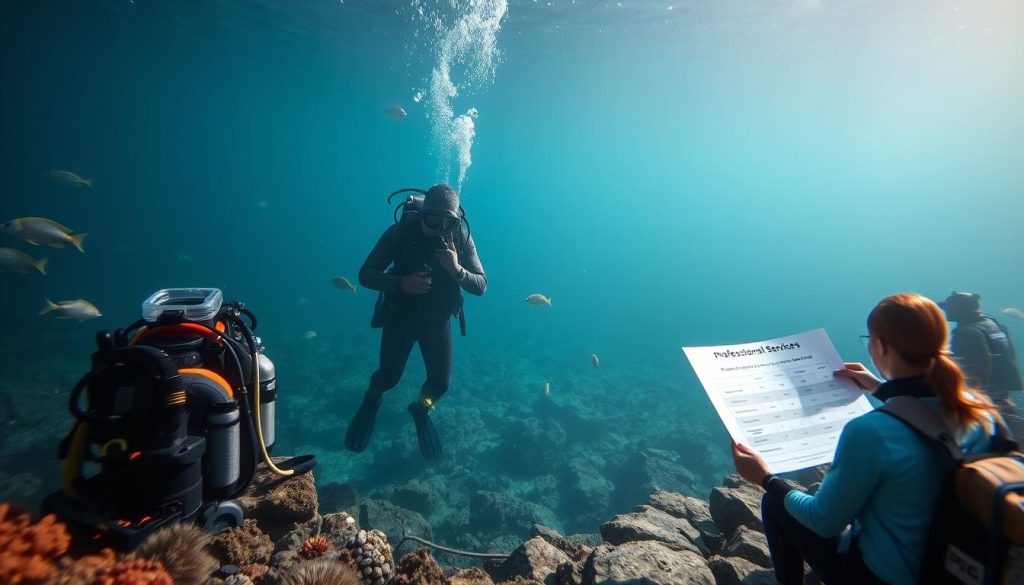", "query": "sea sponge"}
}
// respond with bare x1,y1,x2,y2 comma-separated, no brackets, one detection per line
298,536,331,561
391,548,445,585
132,522,217,585
90,558,173,585
53,548,119,585
0,502,72,585
278,559,361,585
209,519,274,566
